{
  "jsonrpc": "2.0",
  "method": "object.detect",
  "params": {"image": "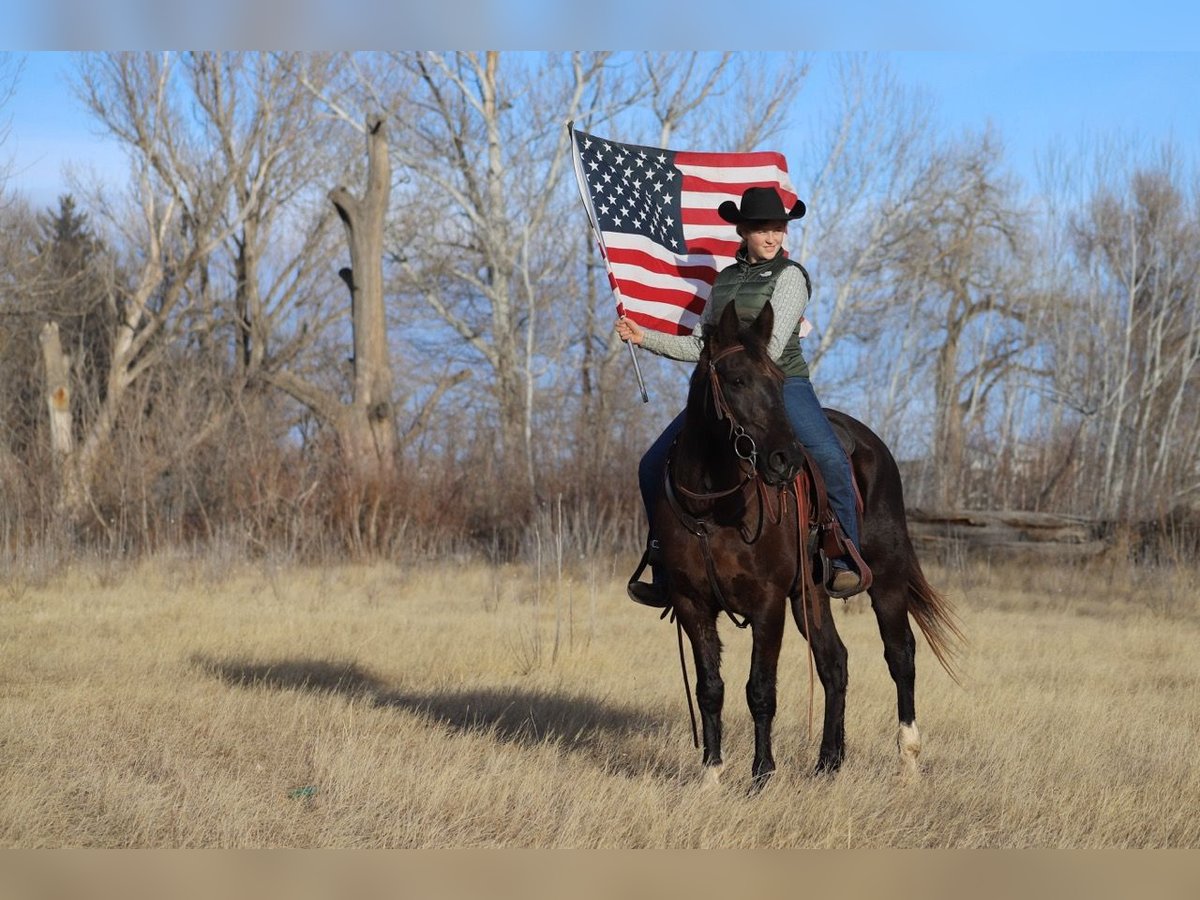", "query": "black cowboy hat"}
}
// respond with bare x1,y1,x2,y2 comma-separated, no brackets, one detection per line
717,186,806,225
